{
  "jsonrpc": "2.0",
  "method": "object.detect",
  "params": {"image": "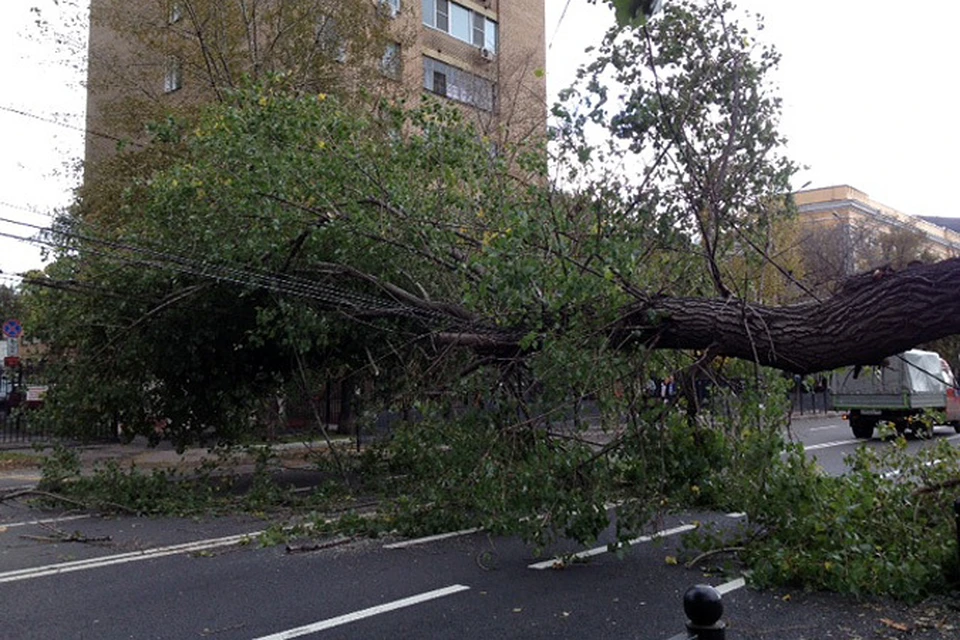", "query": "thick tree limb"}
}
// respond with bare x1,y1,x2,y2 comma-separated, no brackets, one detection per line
289,257,959,375
618,258,960,374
